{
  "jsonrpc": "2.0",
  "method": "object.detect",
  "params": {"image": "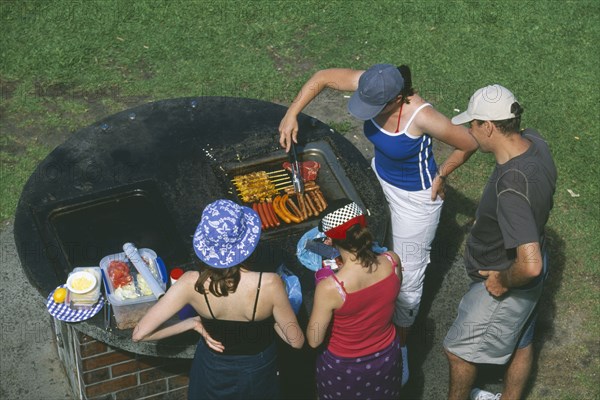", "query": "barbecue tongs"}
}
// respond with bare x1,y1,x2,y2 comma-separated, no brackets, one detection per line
289,142,304,194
